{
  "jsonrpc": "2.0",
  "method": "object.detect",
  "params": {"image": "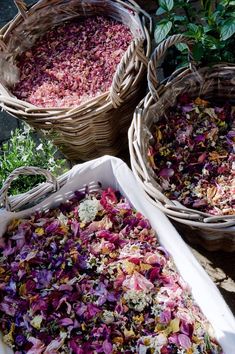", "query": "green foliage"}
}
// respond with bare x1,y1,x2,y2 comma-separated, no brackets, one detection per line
155,0,235,67
0,125,68,196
